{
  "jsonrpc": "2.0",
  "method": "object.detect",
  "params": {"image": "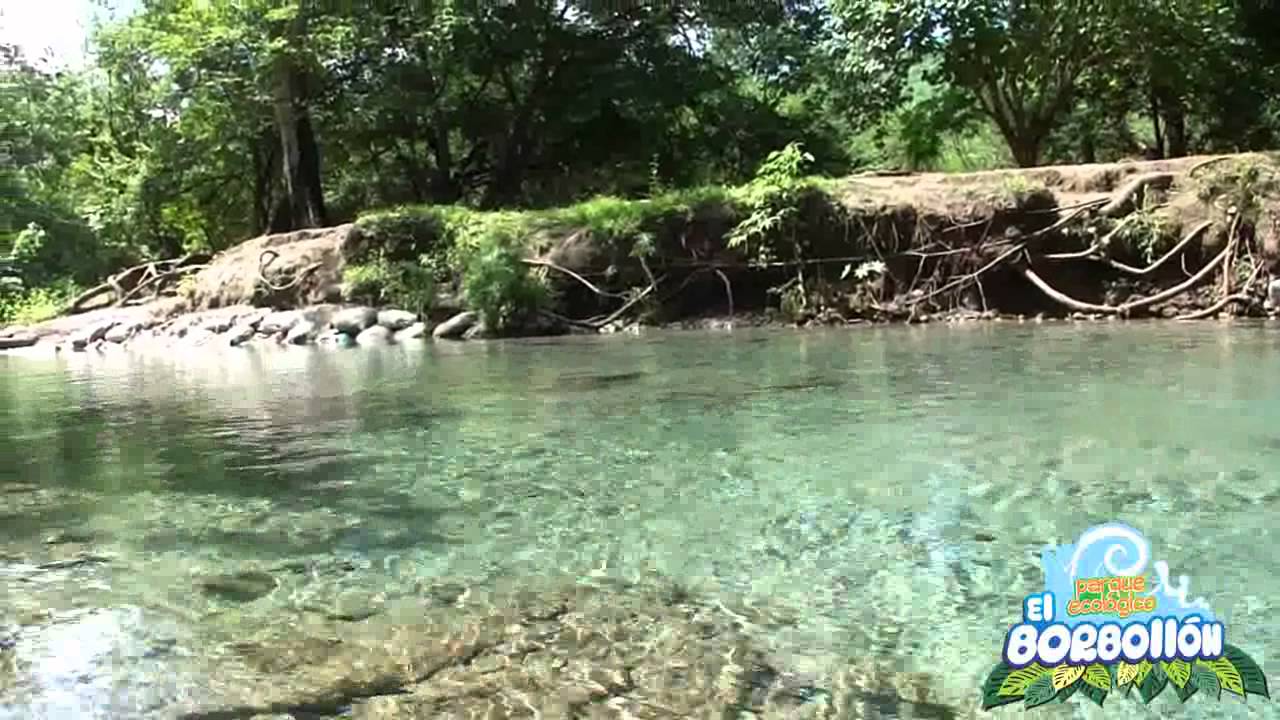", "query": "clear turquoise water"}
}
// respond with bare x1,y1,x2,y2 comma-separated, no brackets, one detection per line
2,323,1279,718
